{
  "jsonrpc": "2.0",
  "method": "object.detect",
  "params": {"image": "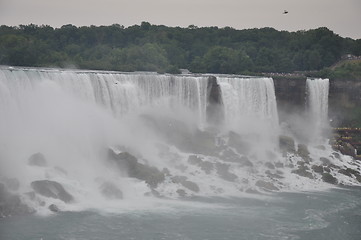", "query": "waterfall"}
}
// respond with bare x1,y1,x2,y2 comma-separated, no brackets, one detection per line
217,76,279,147
306,78,329,142
0,68,209,125
3,67,359,216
